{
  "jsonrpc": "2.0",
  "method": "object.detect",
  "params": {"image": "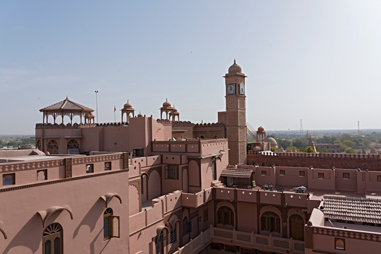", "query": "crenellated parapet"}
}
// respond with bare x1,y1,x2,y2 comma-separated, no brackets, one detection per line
248,151,380,160
195,122,224,127
36,122,129,129
156,119,172,126
247,151,381,170
172,121,195,127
